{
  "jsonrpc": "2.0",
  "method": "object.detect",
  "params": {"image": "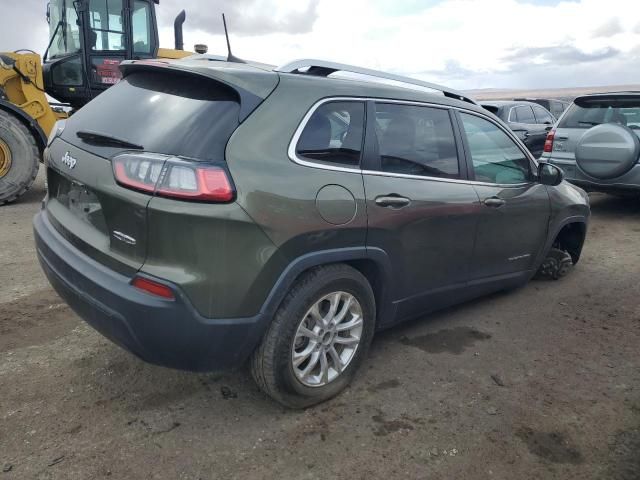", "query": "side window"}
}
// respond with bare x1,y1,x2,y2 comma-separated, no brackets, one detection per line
459,113,531,185
296,101,365,166
533,105,554,124
513,106,536,124
88,0,125,51
374,103,460,178
132,1,152,54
